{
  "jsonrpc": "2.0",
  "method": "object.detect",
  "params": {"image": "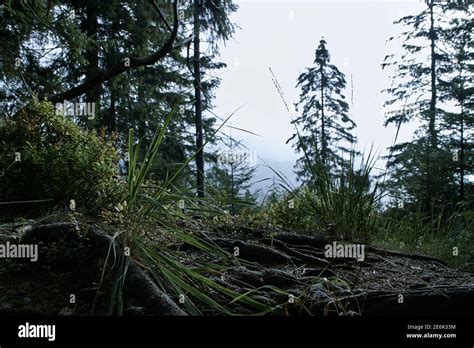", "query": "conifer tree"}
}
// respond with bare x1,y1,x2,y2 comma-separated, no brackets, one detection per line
289,38,356,183
382,0,471,211
438,3,474,203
